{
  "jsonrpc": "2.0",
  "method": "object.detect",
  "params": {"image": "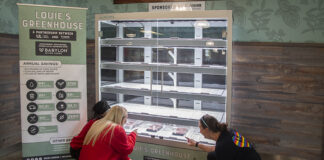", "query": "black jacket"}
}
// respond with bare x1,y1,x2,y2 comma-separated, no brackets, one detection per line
207,130,261,160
